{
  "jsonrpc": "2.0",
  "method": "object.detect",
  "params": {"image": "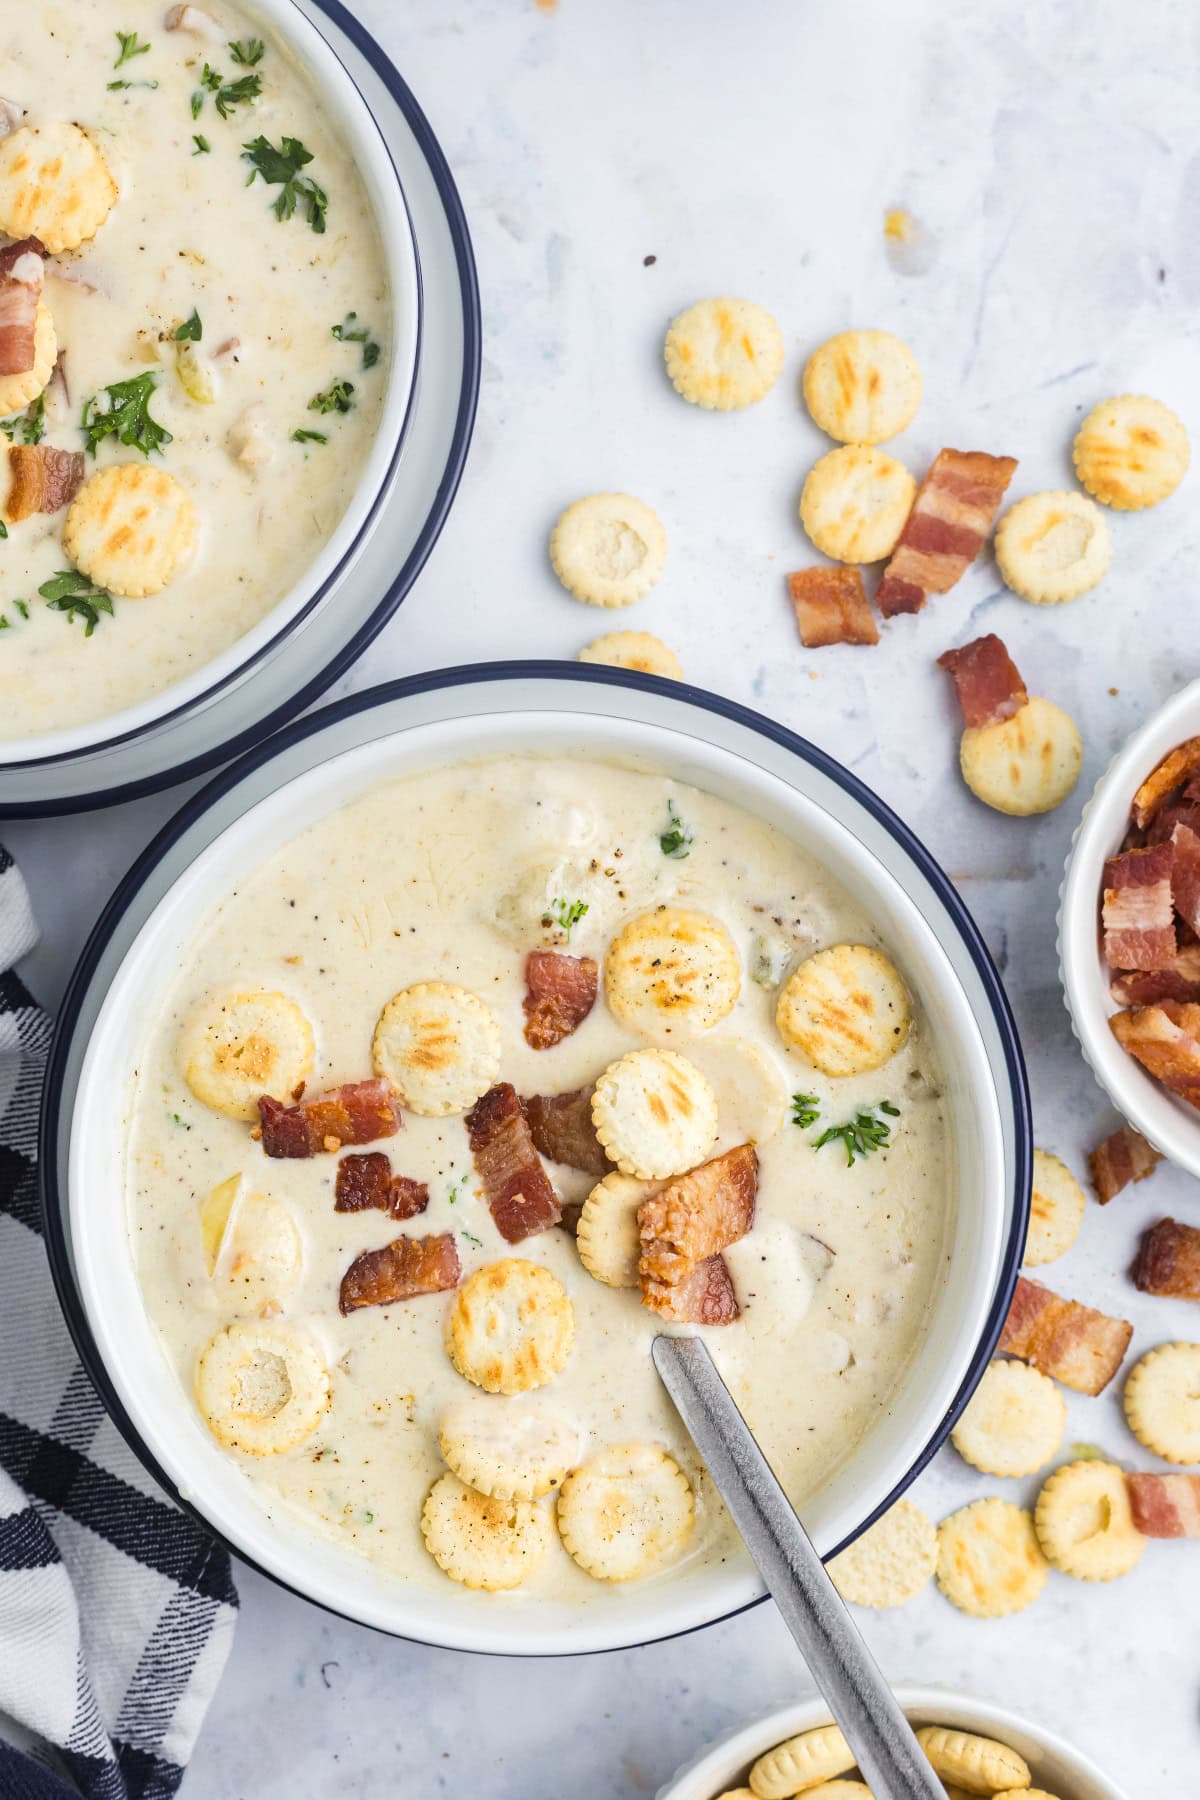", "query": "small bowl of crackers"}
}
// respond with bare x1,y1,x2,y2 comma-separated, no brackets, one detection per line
658,1685,1129,1800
